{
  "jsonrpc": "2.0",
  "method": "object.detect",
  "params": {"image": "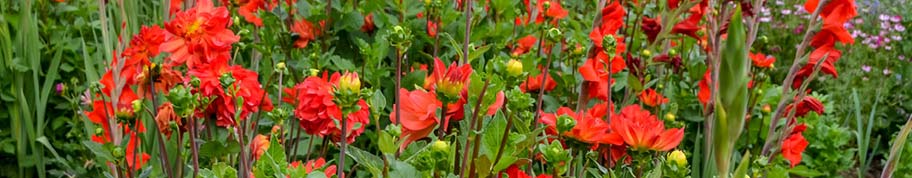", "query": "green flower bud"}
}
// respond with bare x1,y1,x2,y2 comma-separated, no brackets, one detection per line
556,115,576,134
668,49,678,56
667,150,687,167
219,73,235,89
506,59,523,77
642,49,653,57
113,147,125,159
